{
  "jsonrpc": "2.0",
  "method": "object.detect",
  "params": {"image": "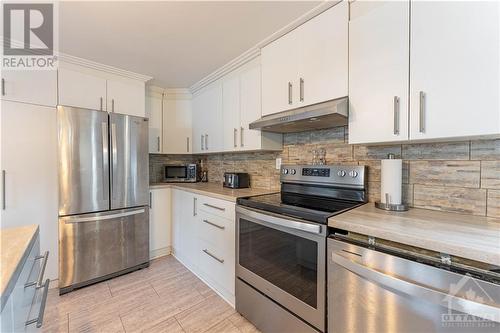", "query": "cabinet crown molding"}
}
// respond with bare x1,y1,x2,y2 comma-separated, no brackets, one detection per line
58,53,153,82
189,0,341,94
